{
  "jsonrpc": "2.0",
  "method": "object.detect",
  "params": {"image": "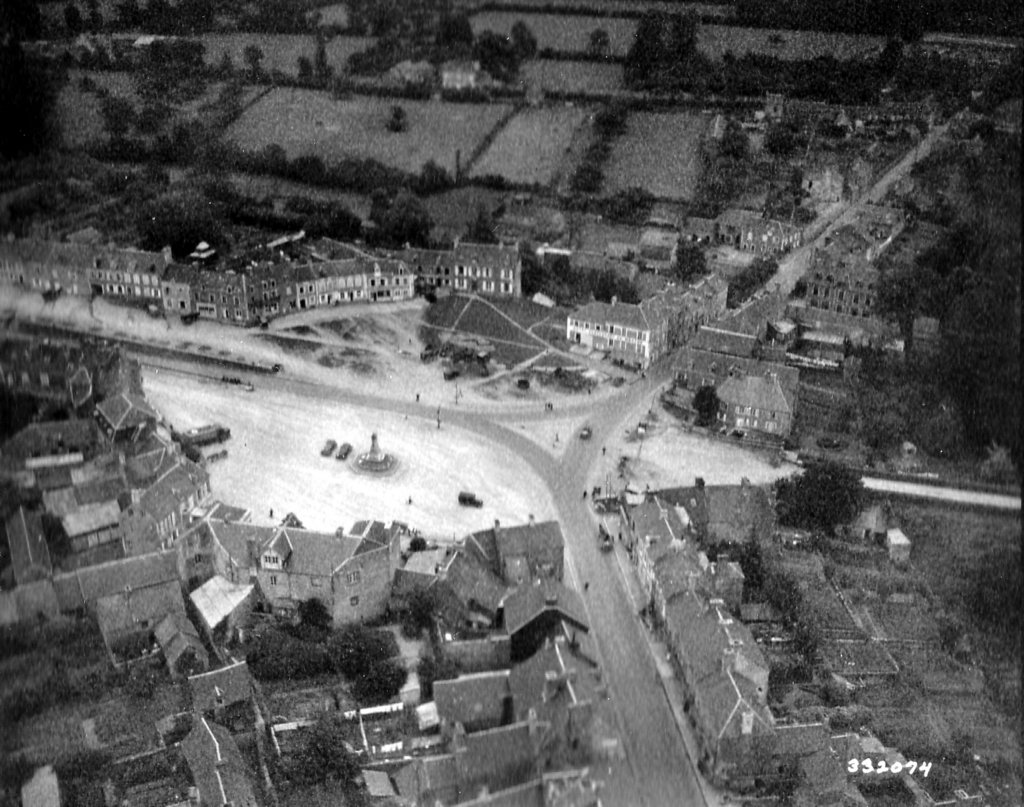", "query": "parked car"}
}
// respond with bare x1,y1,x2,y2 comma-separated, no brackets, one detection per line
599,524,613,552
458,491,483,507
270,363,282,372
579,426,593,440
336,443,352,461
321,439,337,457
